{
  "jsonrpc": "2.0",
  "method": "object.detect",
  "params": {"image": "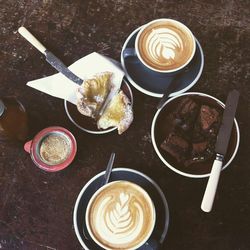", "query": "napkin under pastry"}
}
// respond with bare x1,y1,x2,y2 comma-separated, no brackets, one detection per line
27,52,124,105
